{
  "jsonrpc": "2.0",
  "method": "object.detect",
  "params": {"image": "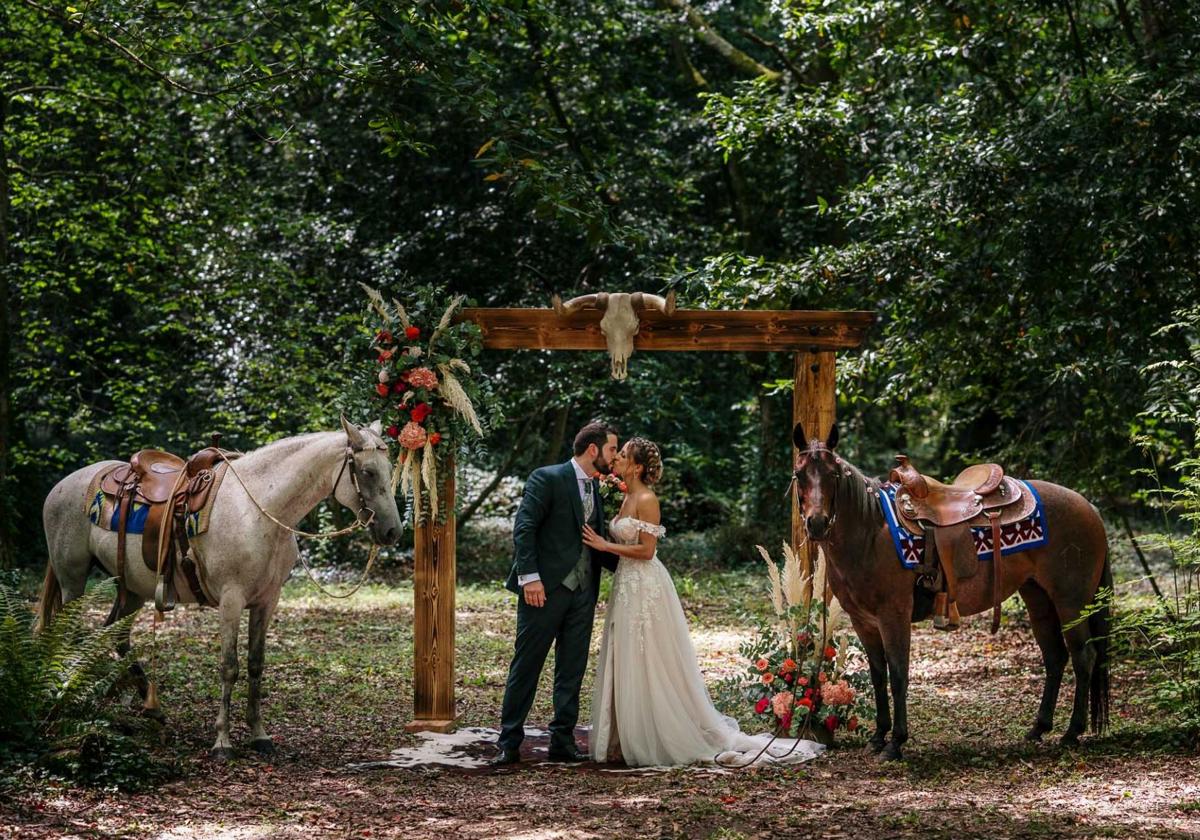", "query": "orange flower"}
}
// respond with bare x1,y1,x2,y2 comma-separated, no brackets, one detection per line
754,658,769,672
781,658,797,673
823,645,836,661
818,671,829,684
760,673,774,686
